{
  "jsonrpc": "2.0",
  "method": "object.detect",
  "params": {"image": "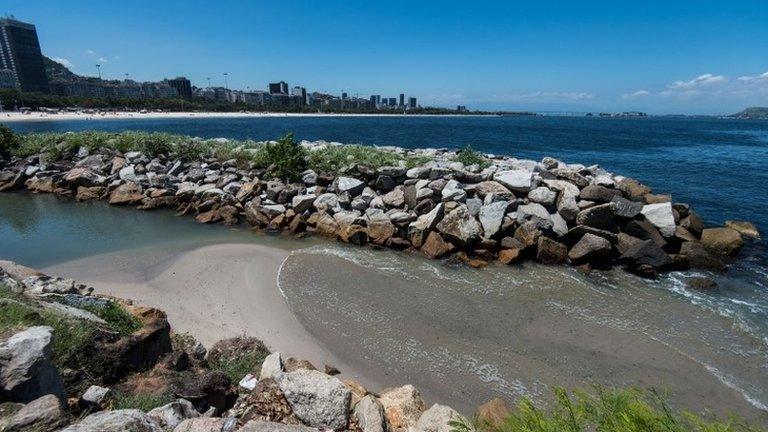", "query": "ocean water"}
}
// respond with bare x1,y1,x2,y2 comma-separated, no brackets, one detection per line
2,115,768,417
